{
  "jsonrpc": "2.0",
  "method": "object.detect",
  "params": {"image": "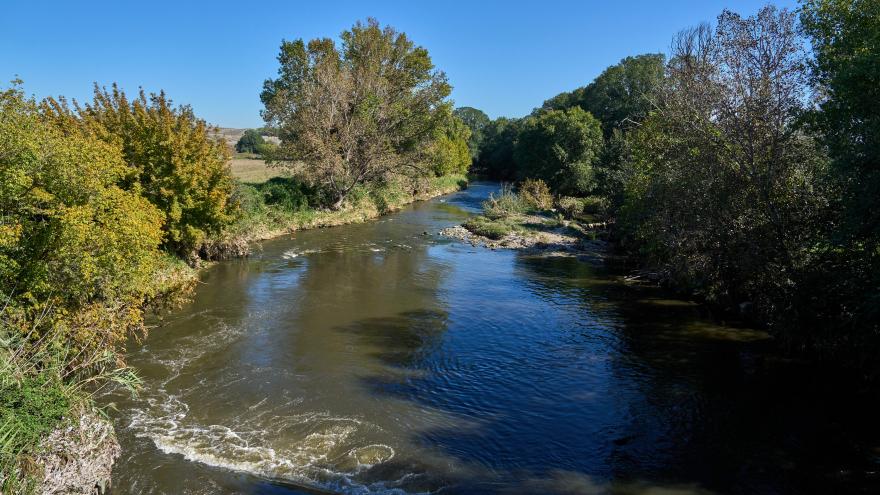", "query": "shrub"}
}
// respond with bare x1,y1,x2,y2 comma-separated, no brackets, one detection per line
518,178,553,210
259,177,310,212
581,195,609,215
483,184,527,219
42,84,235,257
556,196,584,218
